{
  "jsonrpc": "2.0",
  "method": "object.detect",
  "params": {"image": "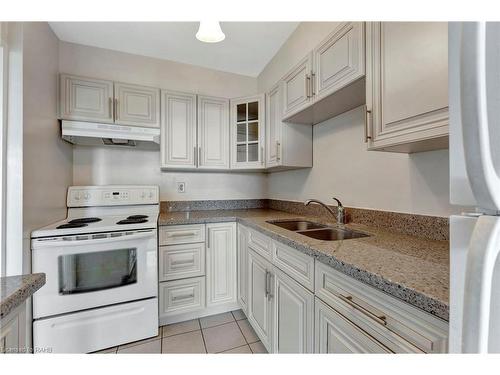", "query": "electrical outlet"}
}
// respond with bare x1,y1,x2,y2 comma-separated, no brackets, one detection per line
177,182,186,193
